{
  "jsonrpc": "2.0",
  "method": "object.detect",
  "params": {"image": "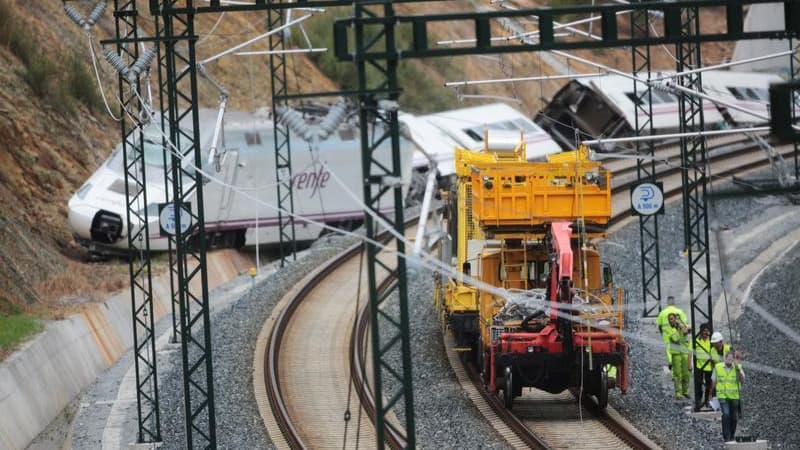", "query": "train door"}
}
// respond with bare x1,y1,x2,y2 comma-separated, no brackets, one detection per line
213,149,240,223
